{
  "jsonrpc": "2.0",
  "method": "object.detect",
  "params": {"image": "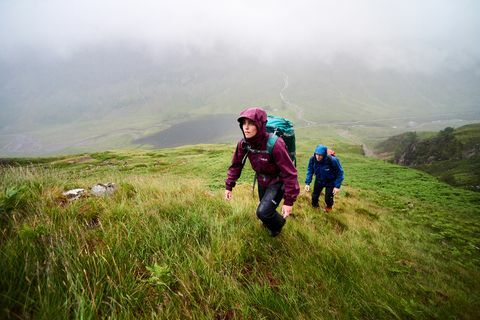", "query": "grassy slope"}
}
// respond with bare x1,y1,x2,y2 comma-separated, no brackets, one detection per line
1,129,479,319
